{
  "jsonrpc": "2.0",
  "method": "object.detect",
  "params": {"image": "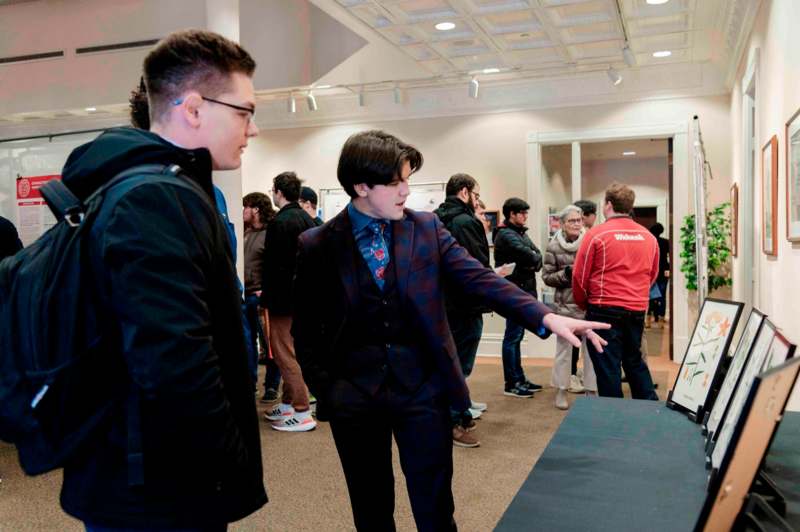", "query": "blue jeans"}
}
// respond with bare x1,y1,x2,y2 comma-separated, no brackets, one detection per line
585,305,658,400
502,319,527,387
448,312,483,424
